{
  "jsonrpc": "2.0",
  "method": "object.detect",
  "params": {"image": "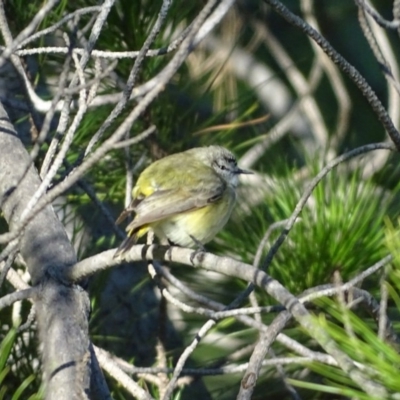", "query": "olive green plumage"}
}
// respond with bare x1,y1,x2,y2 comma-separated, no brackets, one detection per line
114,146,251,258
